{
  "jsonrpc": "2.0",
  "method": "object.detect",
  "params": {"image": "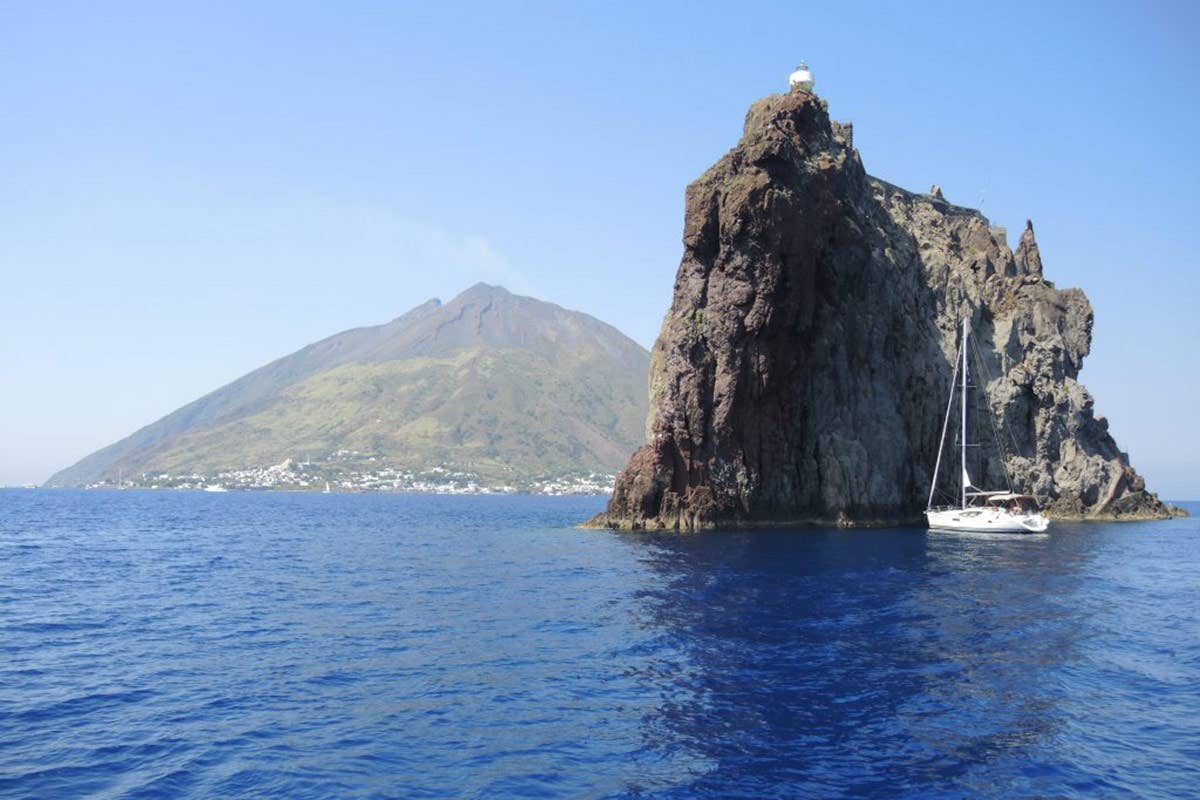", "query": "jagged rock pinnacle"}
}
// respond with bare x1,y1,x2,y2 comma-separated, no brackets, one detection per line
1015,219,1043,276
